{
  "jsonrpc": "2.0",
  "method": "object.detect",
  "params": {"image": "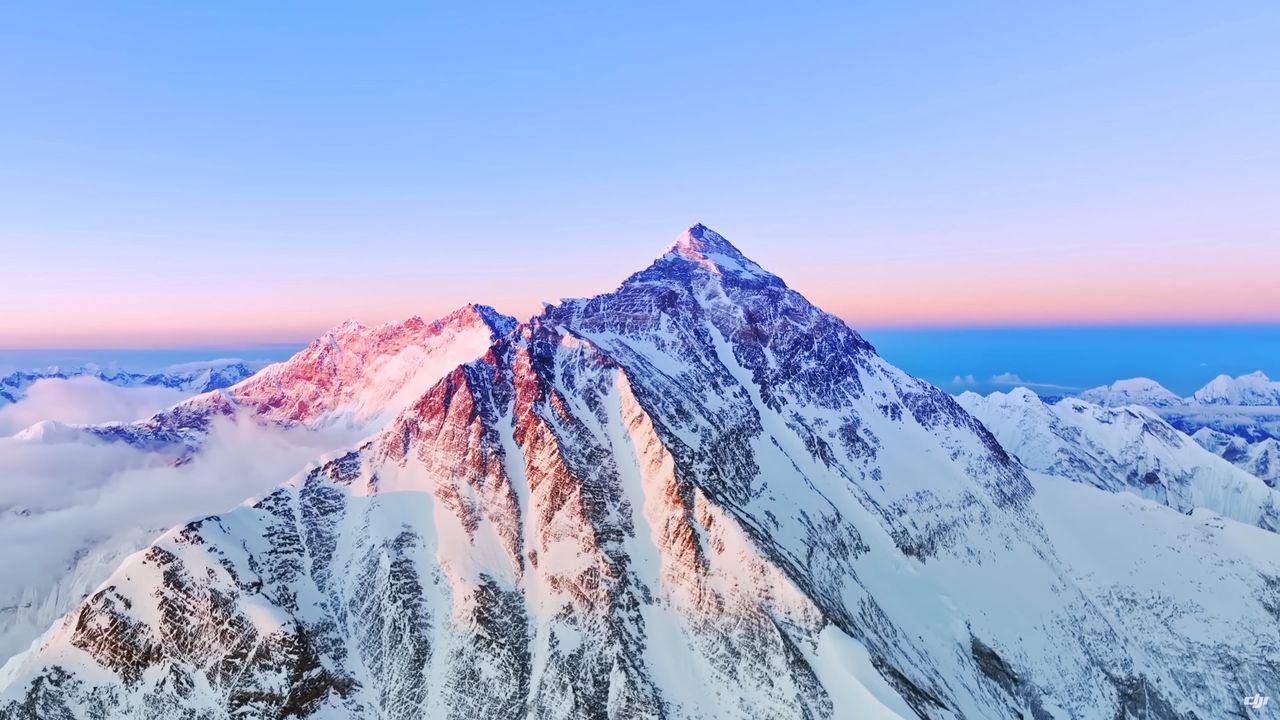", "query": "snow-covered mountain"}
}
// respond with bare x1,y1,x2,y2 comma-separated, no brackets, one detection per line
5,226,1278,719
1076,377,1182,408
0,305,515,669
1192,370,1280,406
226,304,518,429
1077,373,1280,487
34,305,517,454
0,361,258,408
1079,372,1280,411
957,388,1280,530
